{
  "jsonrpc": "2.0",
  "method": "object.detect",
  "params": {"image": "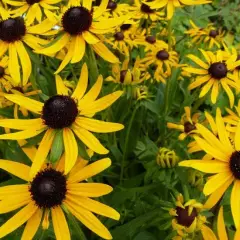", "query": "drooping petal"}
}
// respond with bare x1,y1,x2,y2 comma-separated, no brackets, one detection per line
231,180,240,227
217,207,228,240
0,202,38,238
51,207,70,240
201,224,217,240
